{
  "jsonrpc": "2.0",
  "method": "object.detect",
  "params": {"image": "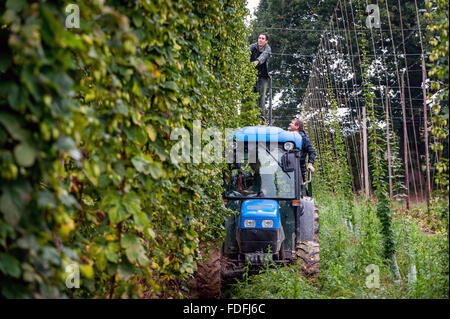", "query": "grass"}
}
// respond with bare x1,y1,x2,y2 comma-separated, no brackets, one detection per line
226,193,449,299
